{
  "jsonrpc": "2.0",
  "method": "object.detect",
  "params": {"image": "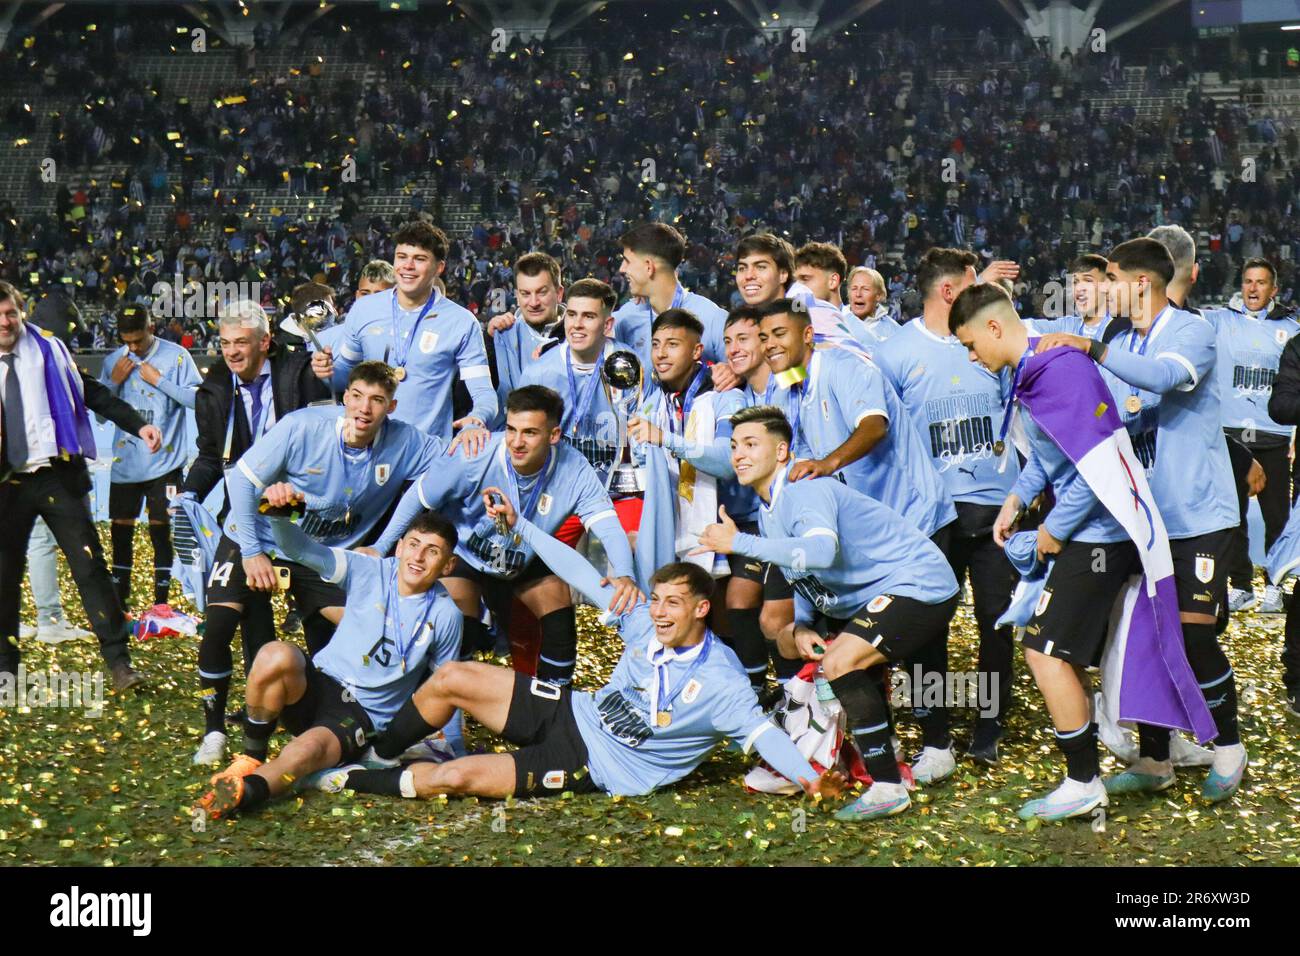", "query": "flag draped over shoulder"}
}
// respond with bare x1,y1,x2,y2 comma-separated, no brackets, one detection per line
30,328,96,460
171,495,221,612
1017,344,1215,742
1266,505,1300,586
